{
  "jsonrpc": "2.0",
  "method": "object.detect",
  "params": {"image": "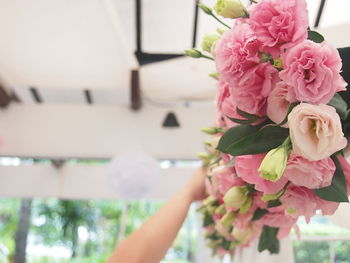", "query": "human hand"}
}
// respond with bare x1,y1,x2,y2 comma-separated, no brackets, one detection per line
184,167,208,202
